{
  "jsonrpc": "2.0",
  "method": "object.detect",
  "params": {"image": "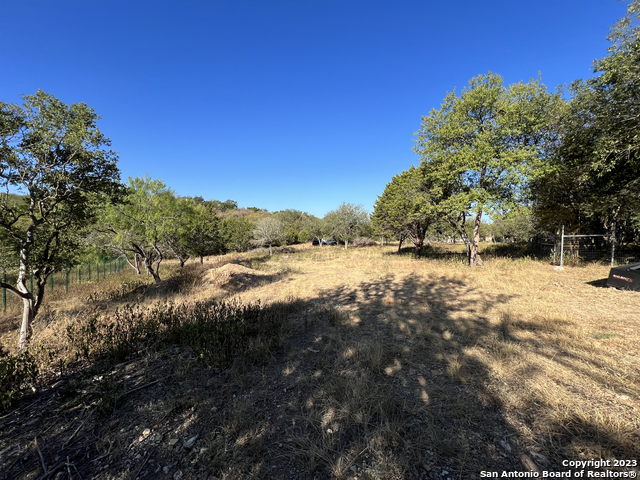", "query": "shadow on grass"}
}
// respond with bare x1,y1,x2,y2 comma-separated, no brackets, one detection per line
387,242,542,262
586,278,610,288
1,270,639,479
